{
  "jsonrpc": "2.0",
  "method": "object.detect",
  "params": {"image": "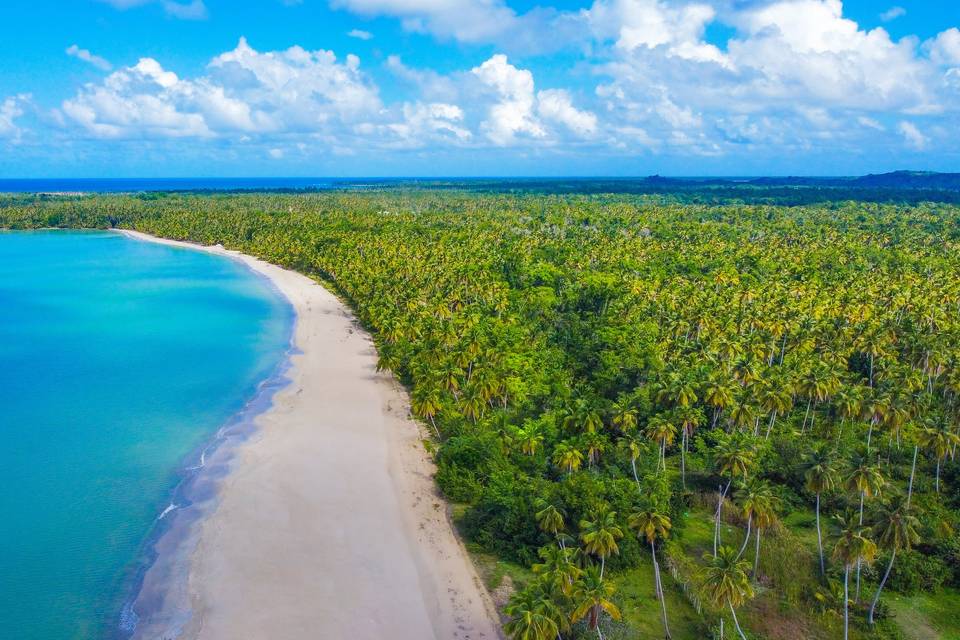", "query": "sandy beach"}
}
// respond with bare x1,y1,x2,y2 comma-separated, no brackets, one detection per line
120,230,502,640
